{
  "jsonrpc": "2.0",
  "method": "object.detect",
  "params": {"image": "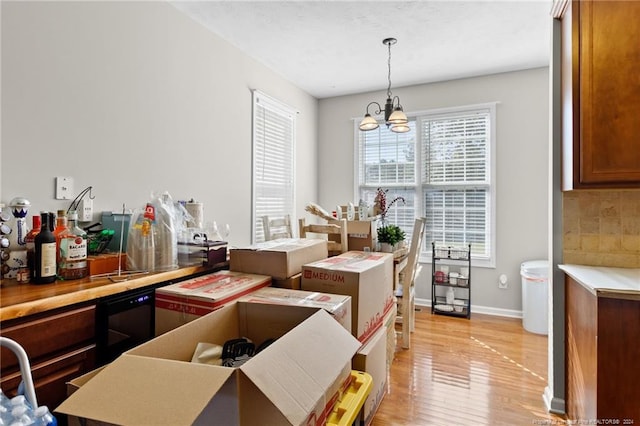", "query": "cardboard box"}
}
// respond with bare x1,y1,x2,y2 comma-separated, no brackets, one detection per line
57,303,361,426
229,238,328,280
331,218,378,252
66,367,108,426
239,287,351,334
352,326,388,426
383,302,398,371
272,272,302,290
301,251,394,344
155,270,271,335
